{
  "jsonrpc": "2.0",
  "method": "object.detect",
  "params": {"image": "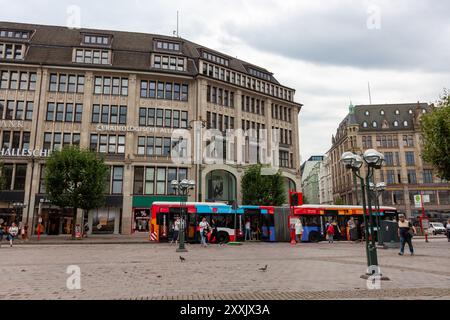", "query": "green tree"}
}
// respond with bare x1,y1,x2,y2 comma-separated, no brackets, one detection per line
241,165,286,206
44,146,109,238
421,91,450,181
